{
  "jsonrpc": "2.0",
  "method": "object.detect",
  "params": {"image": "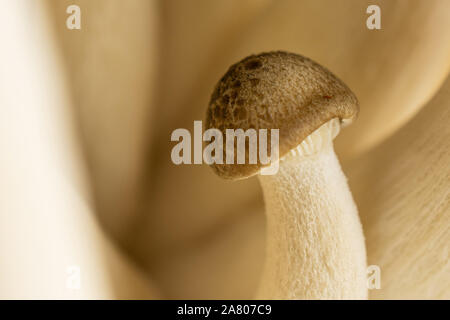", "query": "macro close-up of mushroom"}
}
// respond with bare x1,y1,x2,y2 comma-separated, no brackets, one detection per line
206,52,367,299
0,0,449,304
